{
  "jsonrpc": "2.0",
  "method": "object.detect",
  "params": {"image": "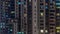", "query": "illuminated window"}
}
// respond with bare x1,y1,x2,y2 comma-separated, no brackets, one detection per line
29,0,31,2
0,23,5,28
24,14,27,17
45,5,48,9
10,29,12,31
57,30,60,32
40,13,44,16
17,32,24,34
45,30,48,33
57,13,60,16
57,7,60,8
56,3,60,5
17,2,21,4
40,30,44,33
56,27,60,29
11,11,15,13
56,0,60,8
